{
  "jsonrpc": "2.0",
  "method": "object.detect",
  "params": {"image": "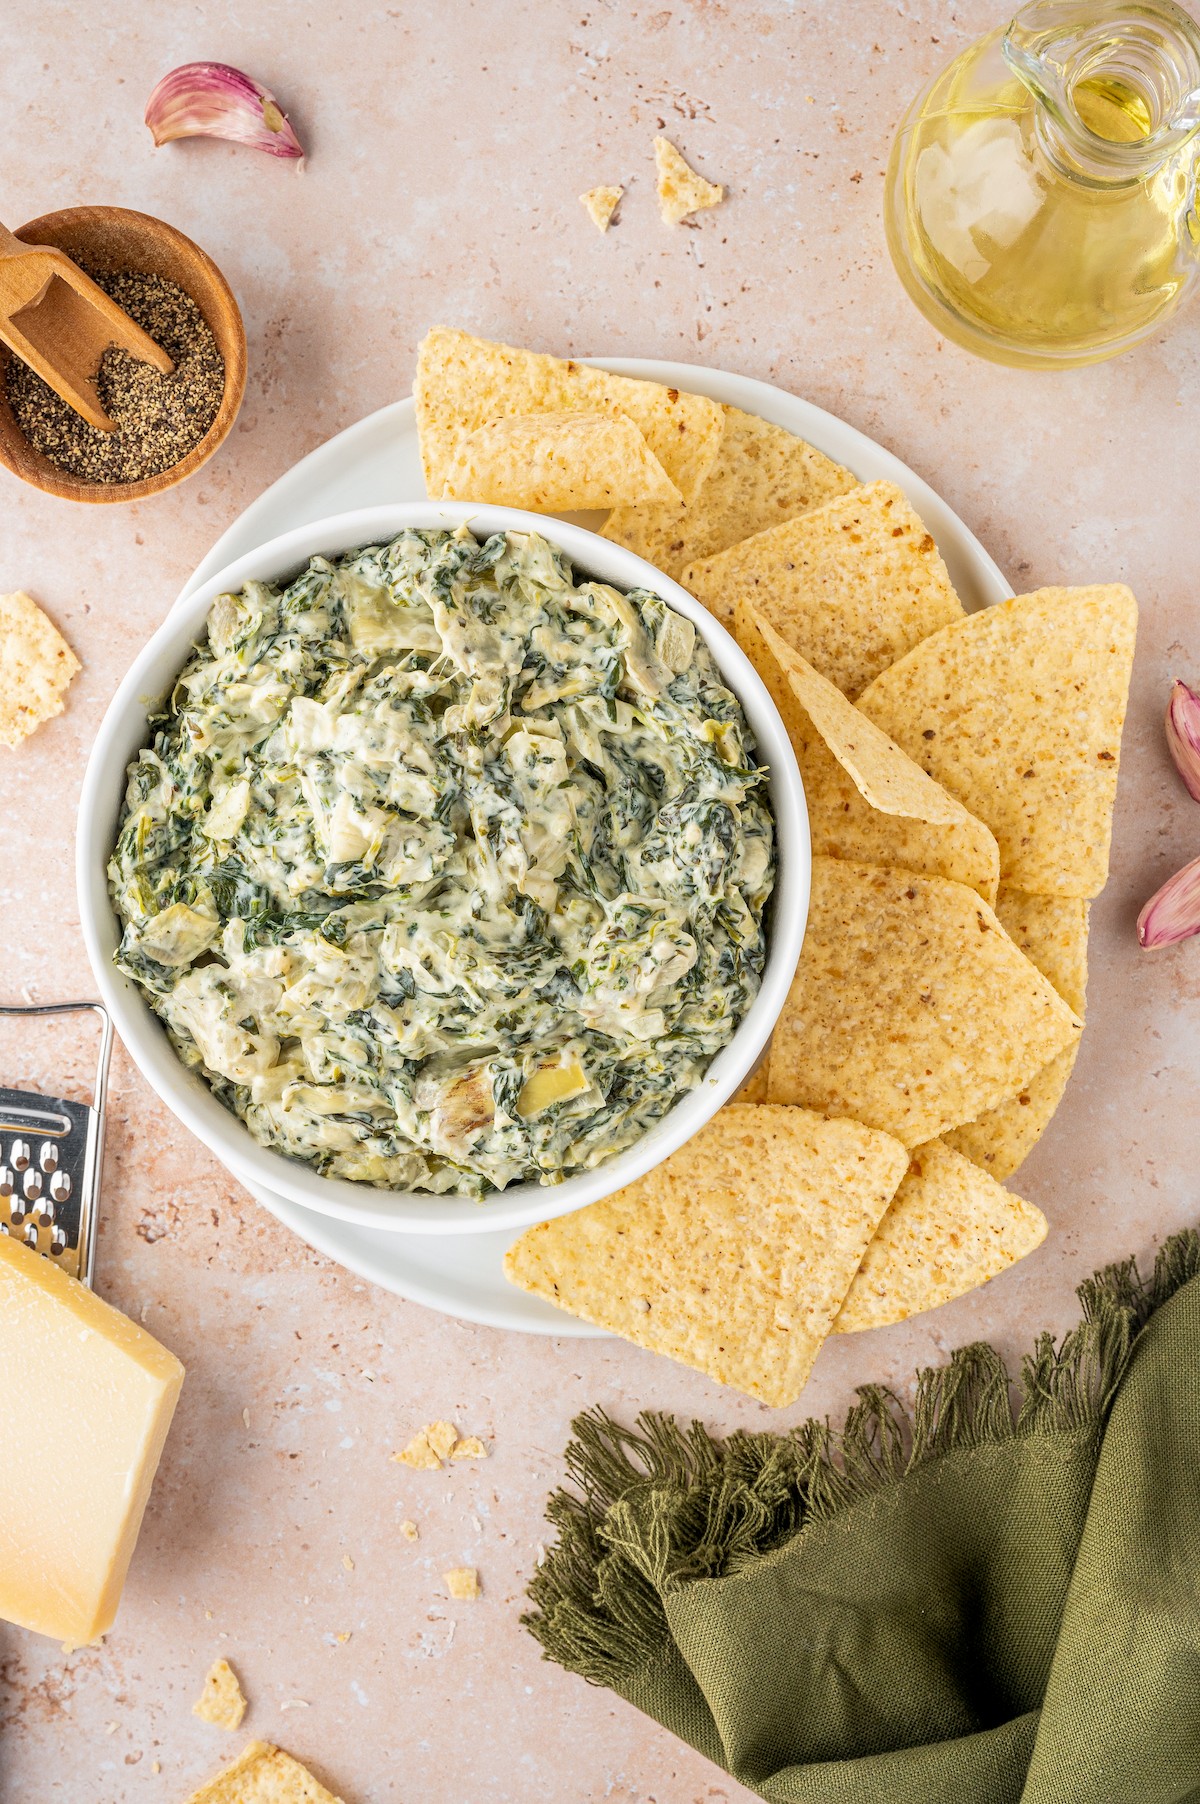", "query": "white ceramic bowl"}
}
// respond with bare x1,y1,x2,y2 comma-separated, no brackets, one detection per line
77,503,810,1234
